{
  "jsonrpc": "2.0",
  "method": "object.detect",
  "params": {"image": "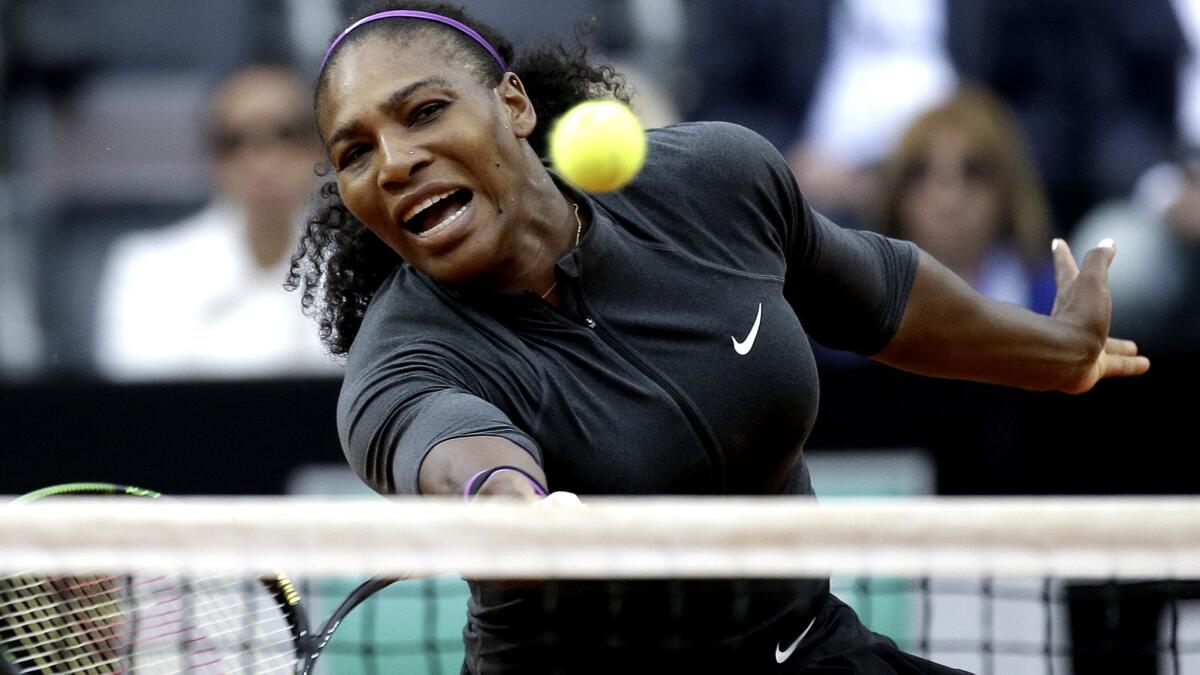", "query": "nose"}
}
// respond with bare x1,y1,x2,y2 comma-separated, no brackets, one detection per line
923,168,969,205
377,132,431,189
